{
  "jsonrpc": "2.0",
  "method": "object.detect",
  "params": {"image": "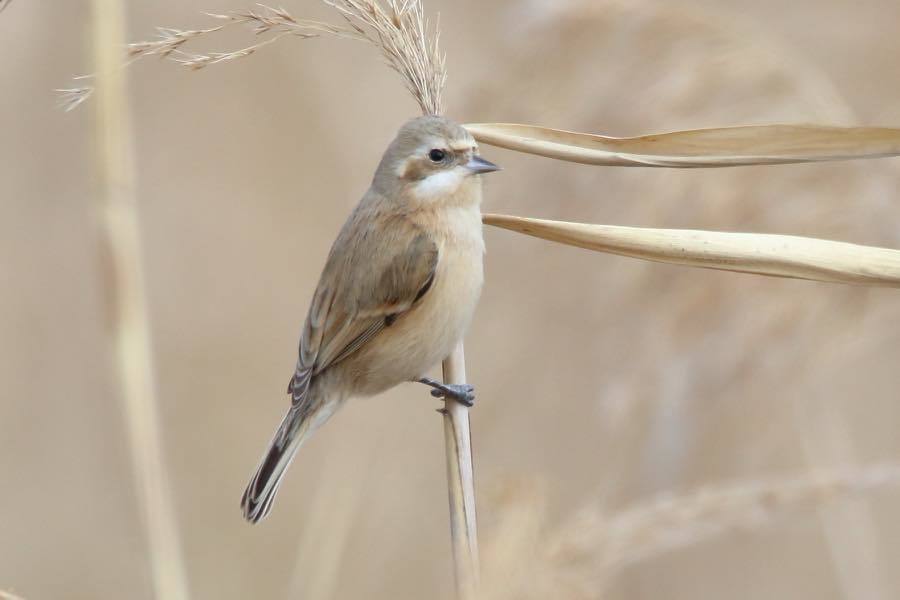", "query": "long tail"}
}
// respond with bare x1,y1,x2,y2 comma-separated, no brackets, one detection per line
241,399,337,524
